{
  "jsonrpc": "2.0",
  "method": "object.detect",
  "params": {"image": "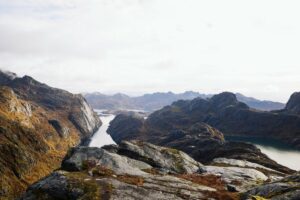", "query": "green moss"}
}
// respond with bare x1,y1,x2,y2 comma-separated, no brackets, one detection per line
65,172,102,200
251,195,268,200
160,147,180,156
174,160,185,173
160,147,185,173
